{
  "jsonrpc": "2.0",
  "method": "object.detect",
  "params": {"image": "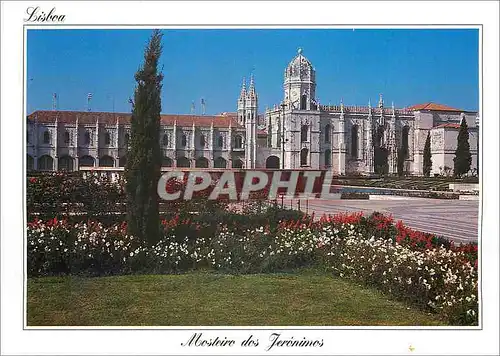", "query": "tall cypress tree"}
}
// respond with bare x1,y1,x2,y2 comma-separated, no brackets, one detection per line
125,30,163,245
397,147,406,177
453,117,472,177
423,132,432,177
